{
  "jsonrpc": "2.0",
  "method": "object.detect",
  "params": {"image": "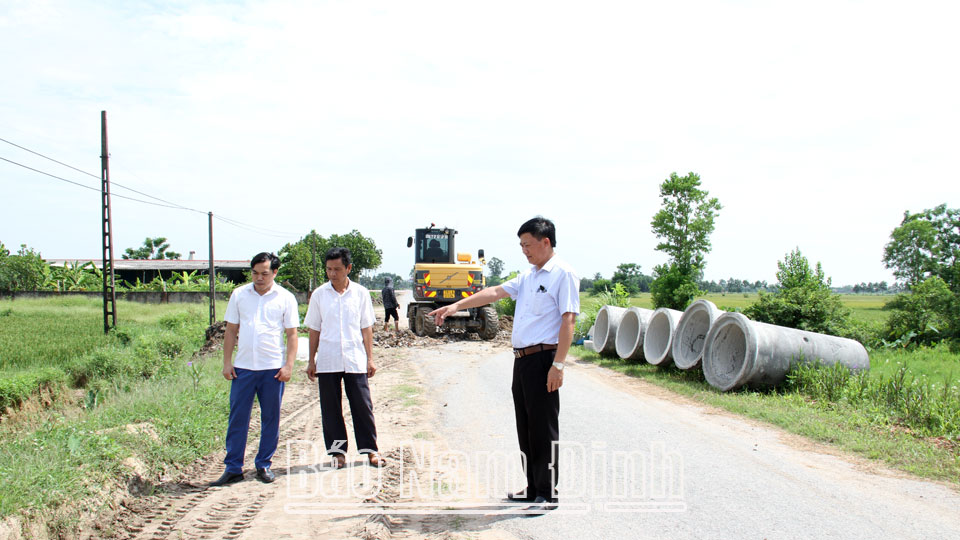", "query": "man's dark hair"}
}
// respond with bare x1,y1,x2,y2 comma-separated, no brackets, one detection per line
517,216,557,248
325,246,352,267
251,252,280,270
